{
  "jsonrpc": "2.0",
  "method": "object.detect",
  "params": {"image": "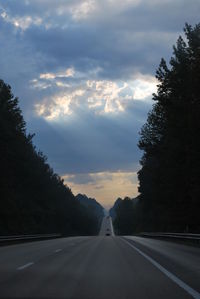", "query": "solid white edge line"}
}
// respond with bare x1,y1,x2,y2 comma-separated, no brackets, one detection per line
17,262,34,270
110,217,115,236
121,238,200,299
